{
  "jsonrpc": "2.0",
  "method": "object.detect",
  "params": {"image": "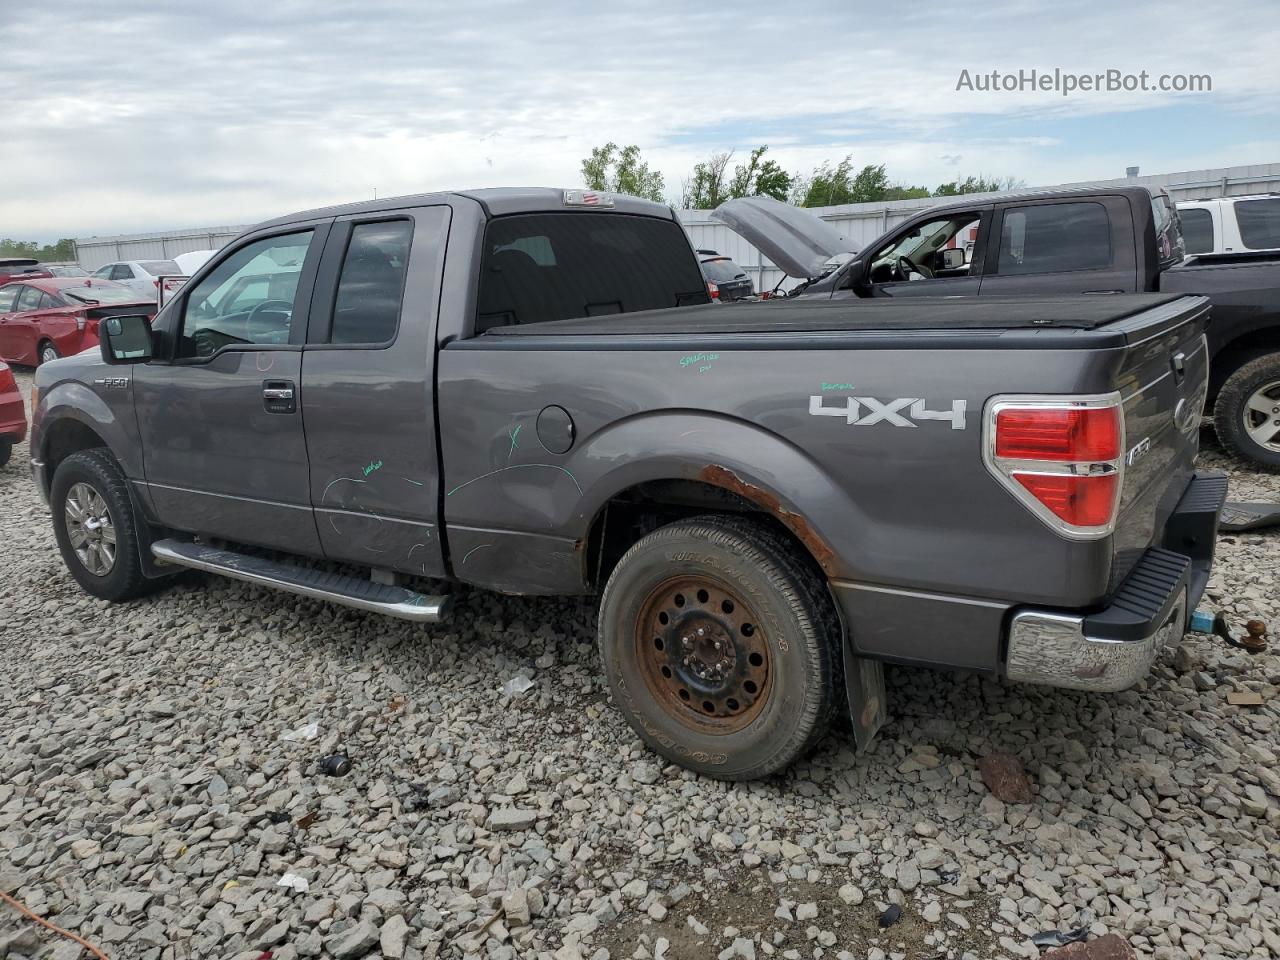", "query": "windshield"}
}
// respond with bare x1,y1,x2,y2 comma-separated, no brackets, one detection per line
140,260,181,275
62,284,146,304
